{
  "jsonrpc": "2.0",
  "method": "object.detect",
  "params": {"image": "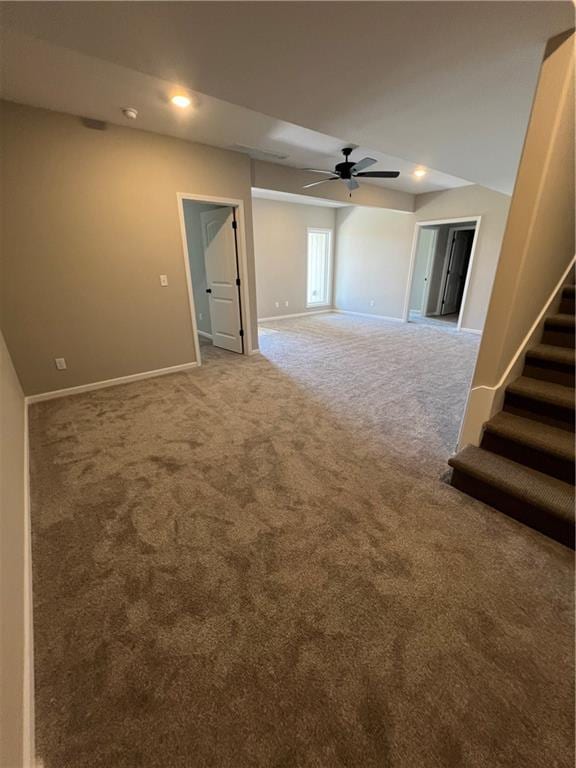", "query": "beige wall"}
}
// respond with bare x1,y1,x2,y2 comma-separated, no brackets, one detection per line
253,197,336,319
252,160,414,212
334,206,415,318
458,32,574,449
472,33,575,387
415,185,511,330
0,100,257,395
334,185,509,327
0,332,28,768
